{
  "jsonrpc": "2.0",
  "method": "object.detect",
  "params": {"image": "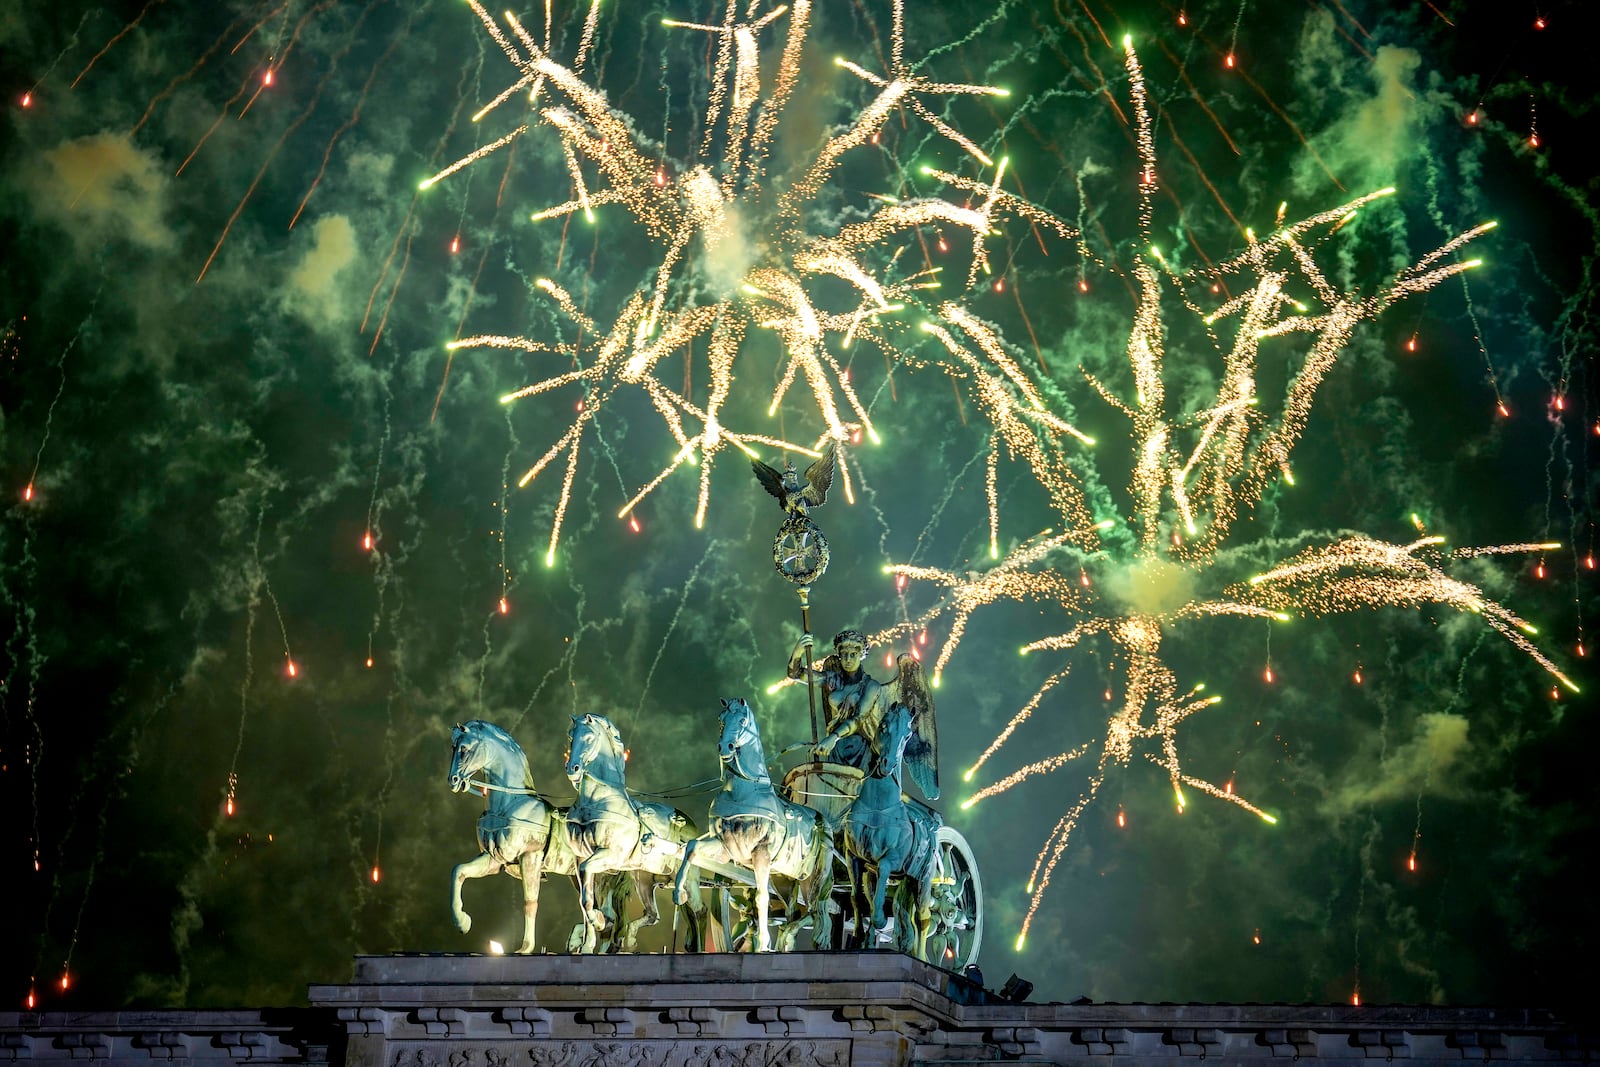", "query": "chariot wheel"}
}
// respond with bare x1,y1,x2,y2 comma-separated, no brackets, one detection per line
926,825,982,970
